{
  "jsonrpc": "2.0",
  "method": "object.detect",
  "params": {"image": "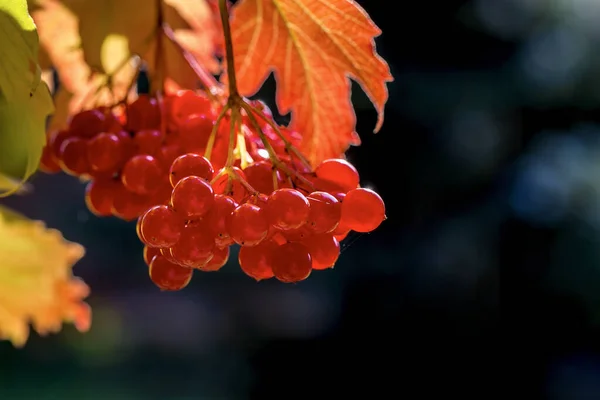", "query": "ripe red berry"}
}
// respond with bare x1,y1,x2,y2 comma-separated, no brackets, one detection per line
85,178,120,217
178,114,214,153
302,234,340,270
306,191,341,233
169,153,214,187
315,158,360,192
266,188,310,230
87,132,124,172
127,95,160,131
121,154,163,195
271,242,312,283
205,194,237,247
139,205,184,248
201,245,229,272
134,129,164,155
341,188,386,233
171,176,215,218
238,240,276,281
226,203,269,246
149,255,193,291
58,137,90,176
170,222,216,269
